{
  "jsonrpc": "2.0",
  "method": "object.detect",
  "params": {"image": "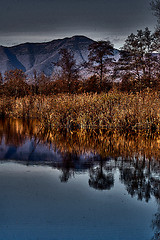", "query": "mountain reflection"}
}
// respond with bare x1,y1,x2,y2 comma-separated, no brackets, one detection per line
0,118,160,239
0,118,160,199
